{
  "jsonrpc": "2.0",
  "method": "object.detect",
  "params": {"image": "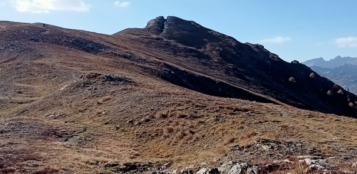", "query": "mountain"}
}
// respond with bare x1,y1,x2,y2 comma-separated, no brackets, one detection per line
304,57,357,95
115,16,357,116
304,56,357,68
1,17,357,173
